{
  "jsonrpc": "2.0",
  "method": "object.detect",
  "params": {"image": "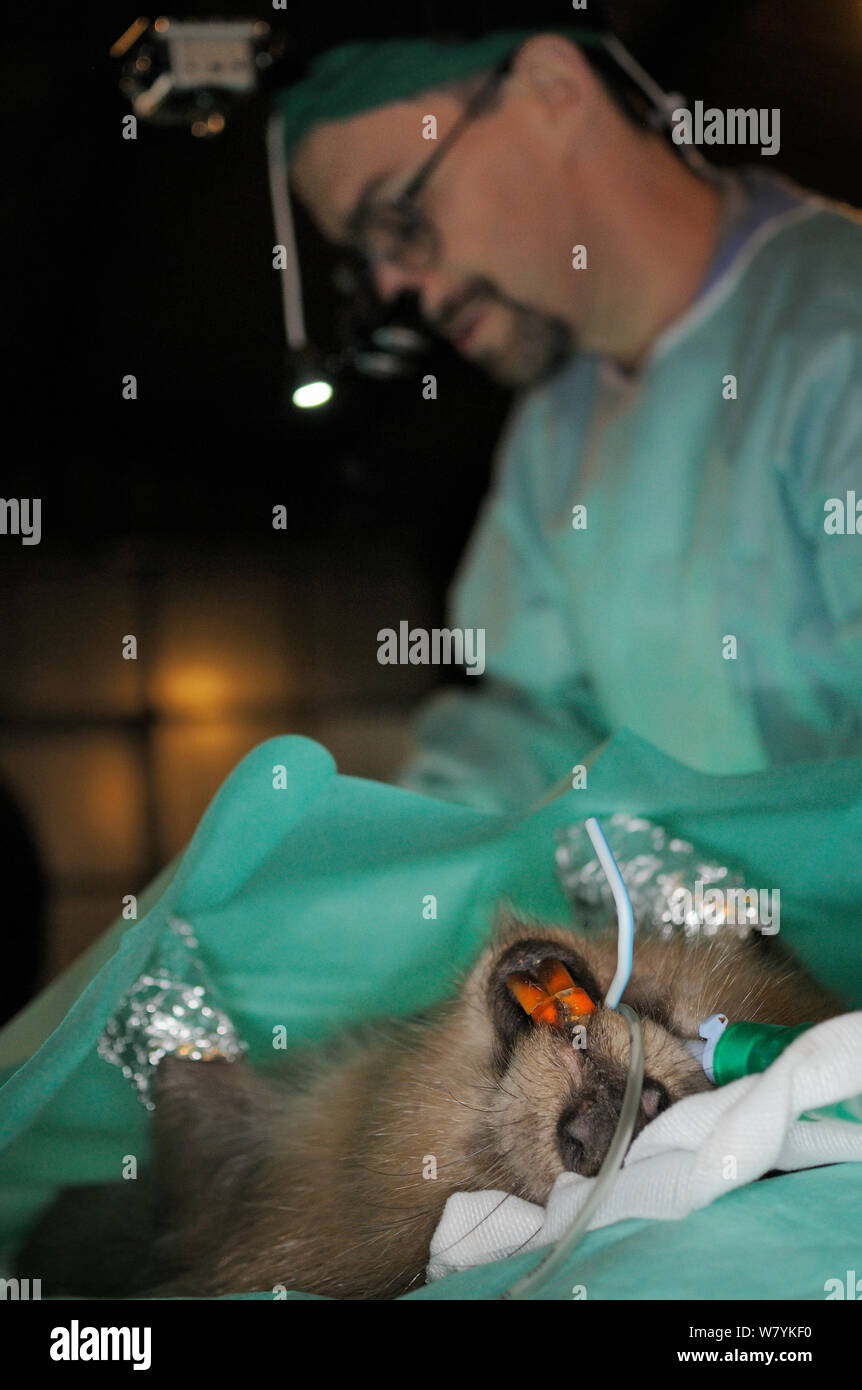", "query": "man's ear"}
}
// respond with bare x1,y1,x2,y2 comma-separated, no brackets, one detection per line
508,33,596,133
